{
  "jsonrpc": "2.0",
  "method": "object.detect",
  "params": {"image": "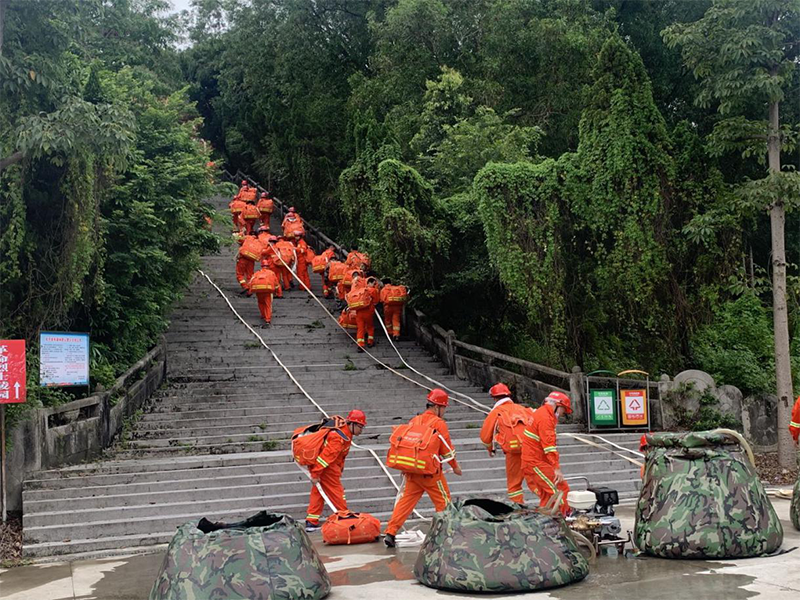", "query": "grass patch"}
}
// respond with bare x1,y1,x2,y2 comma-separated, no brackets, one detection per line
344,360,357,371
262,440,278,451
